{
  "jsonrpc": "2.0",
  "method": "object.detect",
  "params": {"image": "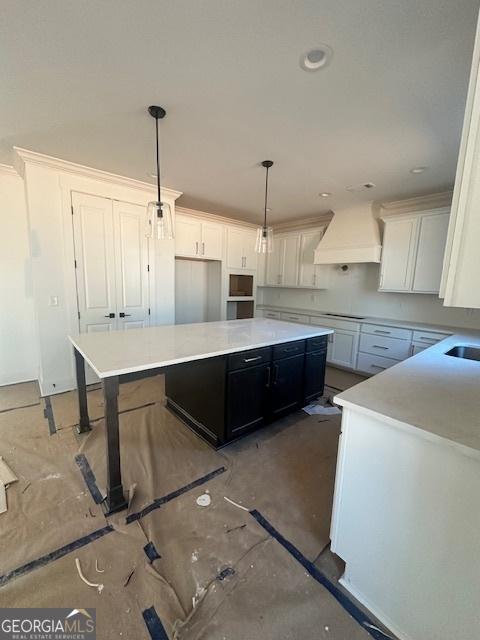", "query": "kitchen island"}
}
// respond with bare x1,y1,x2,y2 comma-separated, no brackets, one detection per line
330,331,480,640
69,319,333,514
